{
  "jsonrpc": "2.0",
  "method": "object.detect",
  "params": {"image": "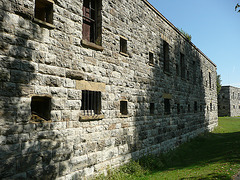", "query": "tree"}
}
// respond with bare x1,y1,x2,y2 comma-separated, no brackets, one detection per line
235,3,240,12
216,74,222,95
